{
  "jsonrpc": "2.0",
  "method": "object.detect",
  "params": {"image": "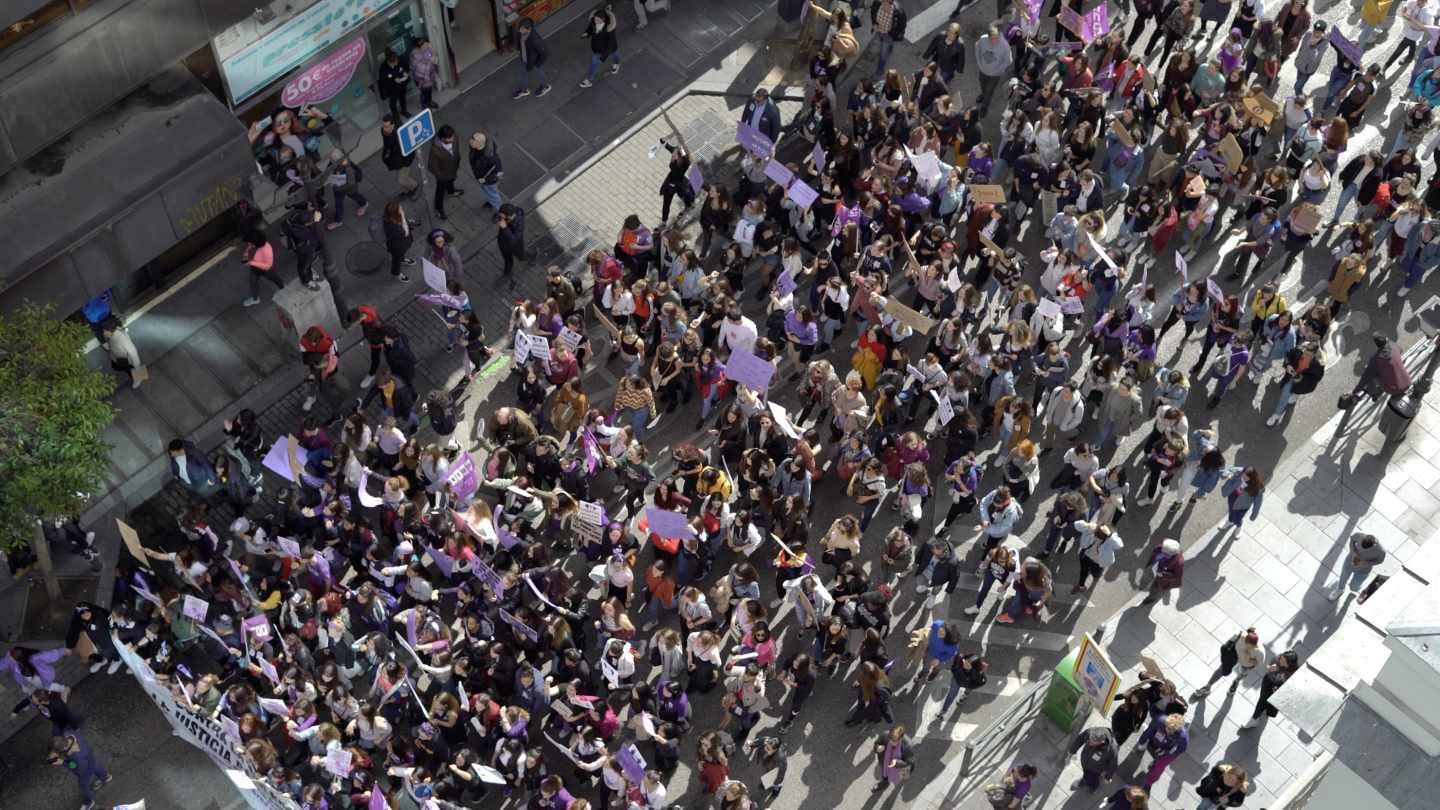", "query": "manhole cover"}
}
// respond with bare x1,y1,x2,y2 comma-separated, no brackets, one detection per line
347,241,390,276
